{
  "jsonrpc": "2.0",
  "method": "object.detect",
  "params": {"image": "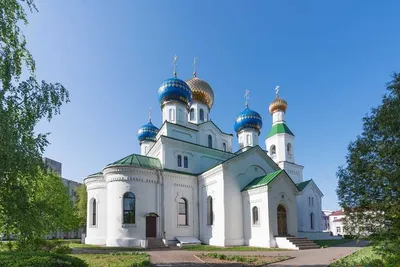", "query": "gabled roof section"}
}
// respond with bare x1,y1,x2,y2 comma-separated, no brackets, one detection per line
266,122,294,138
241,170,283,191
105,153,162,169
296,179,312,191
196,120,234,136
